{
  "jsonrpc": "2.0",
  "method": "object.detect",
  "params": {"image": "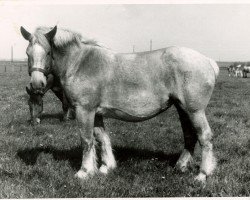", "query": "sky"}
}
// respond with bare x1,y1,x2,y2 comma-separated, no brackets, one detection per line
1,1,250,61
